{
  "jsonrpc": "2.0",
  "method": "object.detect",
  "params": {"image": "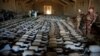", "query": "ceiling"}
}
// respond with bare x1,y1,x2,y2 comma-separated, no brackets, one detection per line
16,0,76,6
